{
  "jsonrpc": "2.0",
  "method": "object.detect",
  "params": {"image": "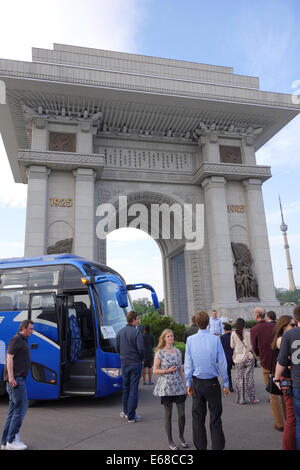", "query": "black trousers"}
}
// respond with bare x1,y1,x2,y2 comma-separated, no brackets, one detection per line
192,376,225,450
